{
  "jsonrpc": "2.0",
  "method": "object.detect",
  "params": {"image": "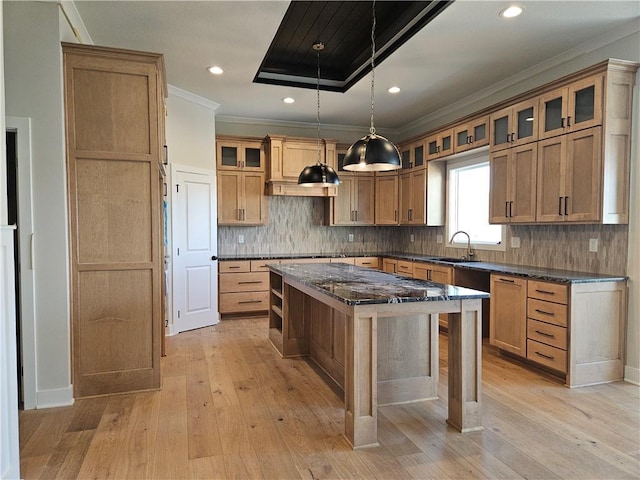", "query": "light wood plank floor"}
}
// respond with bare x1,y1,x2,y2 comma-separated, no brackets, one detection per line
20,316,640,479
